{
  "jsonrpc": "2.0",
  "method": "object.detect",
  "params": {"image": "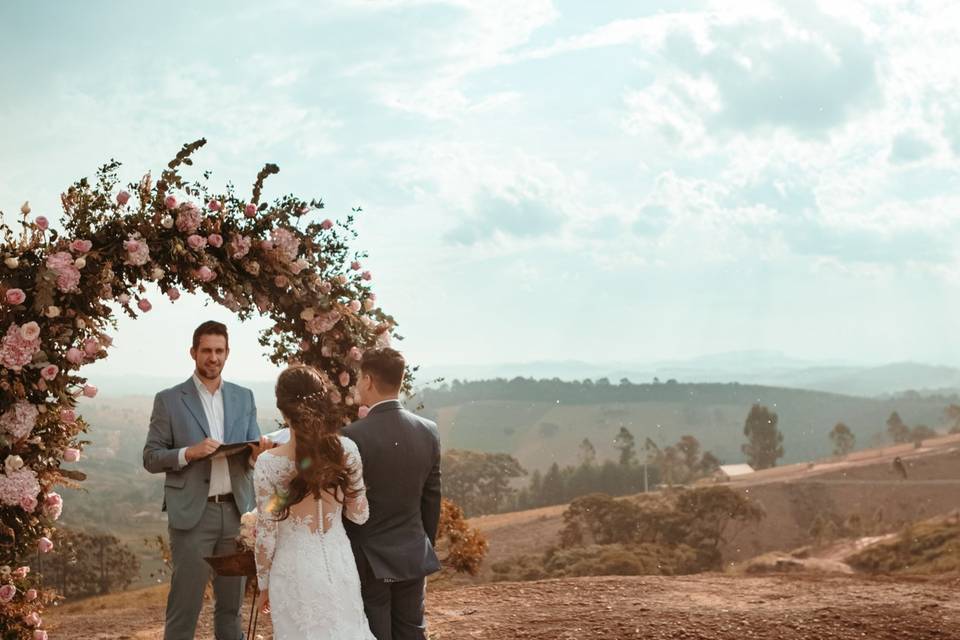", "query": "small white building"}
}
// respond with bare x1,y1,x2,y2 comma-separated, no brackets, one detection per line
715,463,755,481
